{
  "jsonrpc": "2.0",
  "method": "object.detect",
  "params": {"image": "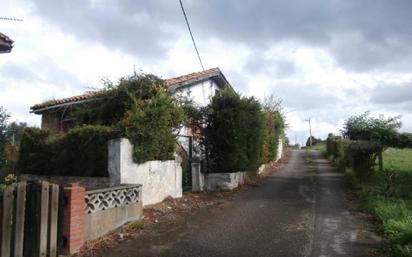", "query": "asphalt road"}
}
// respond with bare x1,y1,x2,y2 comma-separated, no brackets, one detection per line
103,150,381,257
